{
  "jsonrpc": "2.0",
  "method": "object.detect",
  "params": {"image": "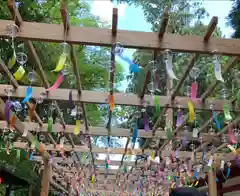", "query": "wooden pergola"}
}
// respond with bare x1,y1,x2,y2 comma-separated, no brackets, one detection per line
0,0,239,196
